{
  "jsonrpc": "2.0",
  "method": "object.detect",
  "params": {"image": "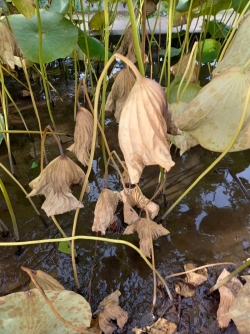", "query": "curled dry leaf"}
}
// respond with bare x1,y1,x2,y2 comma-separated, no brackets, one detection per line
174,279,196,298
118,74,179,184
27,156,89,216
184,263,208,286
123,218,169,257
229,275,250,334
67,107,94,166
168,67,250,154
92,189,120,235
217,268,243,329
23,267,65,291
105,67,136,121
120,187,159,224
0,21,25,69
132,317,177,334
170,53,198,84
142,0,157,16
98,290,128,334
